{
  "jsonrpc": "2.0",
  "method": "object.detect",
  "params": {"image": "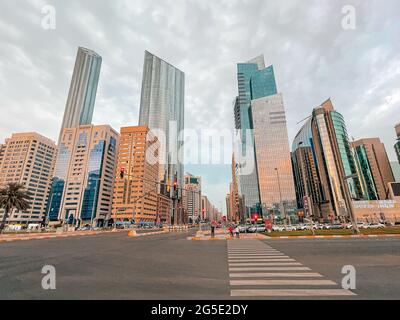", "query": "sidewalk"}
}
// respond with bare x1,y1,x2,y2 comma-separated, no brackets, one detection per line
0,229,127,243
267,234,400,240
